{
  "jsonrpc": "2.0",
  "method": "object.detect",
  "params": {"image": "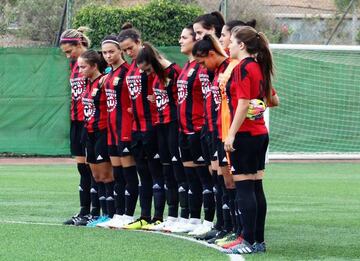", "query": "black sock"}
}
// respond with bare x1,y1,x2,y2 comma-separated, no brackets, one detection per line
196,166,215,222
122,166,139,216
77,163,91,215
228,188,237,233
90,174,100,216
214,171,224,230
148,159,165,221
97,182,108,216
185,167,202,219
254,180,267,243
163,164,178,218
113,166,125,215
136,159,152,221
105,181,115,218
173,162,188,219
235,180,257,244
